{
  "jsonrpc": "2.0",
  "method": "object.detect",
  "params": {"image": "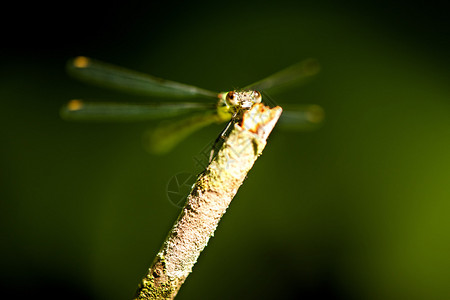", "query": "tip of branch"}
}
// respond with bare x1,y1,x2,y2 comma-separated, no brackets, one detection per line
241,104,283,140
